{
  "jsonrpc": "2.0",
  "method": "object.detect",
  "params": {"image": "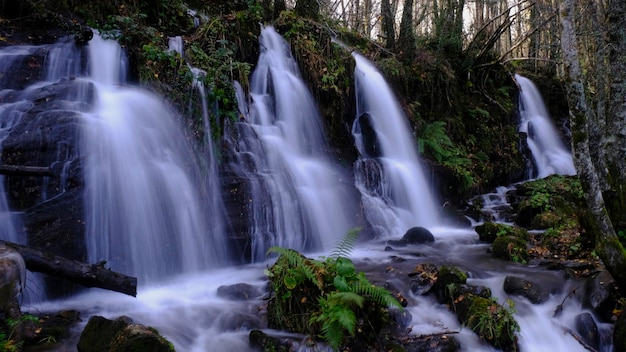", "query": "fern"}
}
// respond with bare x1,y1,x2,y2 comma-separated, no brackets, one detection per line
330,227,361,259
355,273,403,309
267,246,324,290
